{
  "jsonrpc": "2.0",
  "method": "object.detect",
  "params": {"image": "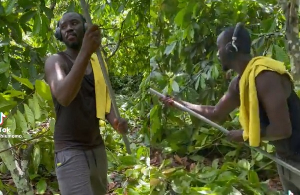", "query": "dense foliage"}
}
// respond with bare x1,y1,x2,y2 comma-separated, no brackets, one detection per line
150,0,297,194
0,0,150,194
